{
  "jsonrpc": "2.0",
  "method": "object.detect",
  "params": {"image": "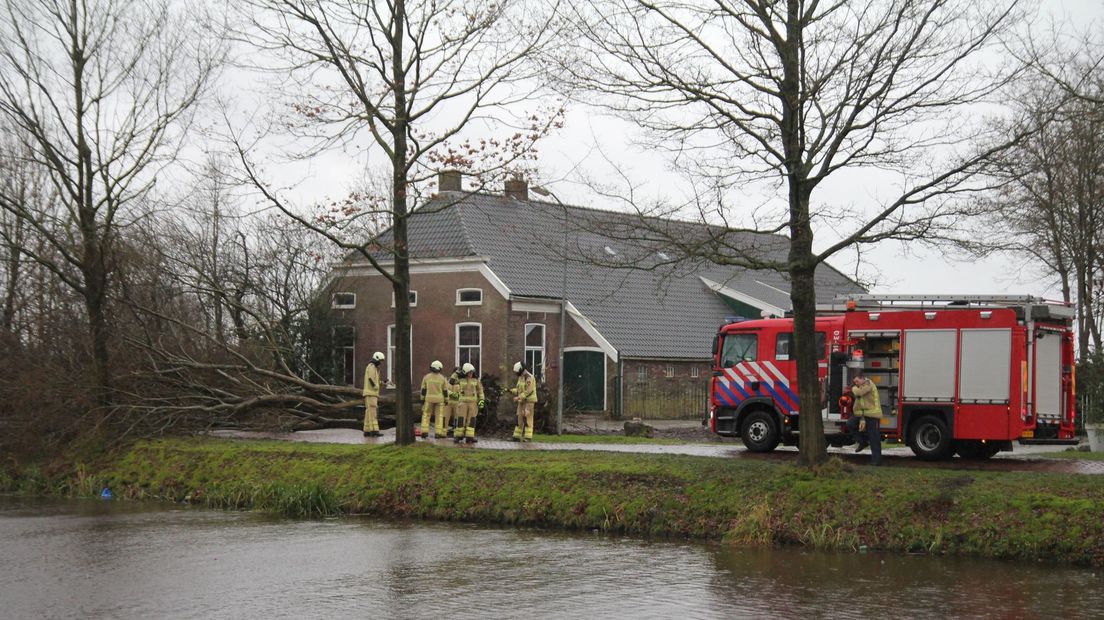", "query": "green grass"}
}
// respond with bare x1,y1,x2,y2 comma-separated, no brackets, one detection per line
531,433,686,445
6,437,1104,567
